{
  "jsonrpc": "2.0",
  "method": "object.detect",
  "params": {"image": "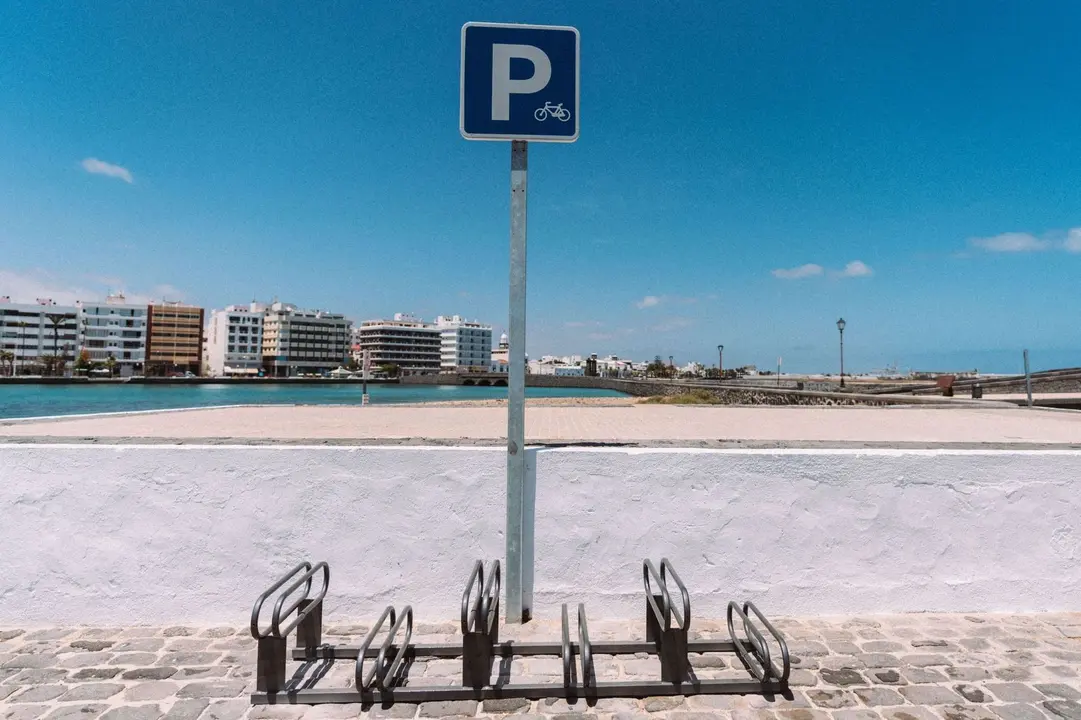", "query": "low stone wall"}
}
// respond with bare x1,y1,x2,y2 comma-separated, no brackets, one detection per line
3,444,1079,625
984,376,1081,394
